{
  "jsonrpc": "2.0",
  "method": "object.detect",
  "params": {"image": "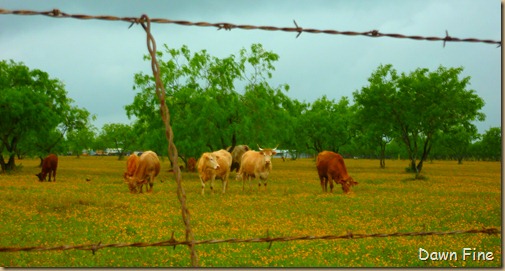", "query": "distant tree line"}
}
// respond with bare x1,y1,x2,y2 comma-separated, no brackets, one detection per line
0,45,500,177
